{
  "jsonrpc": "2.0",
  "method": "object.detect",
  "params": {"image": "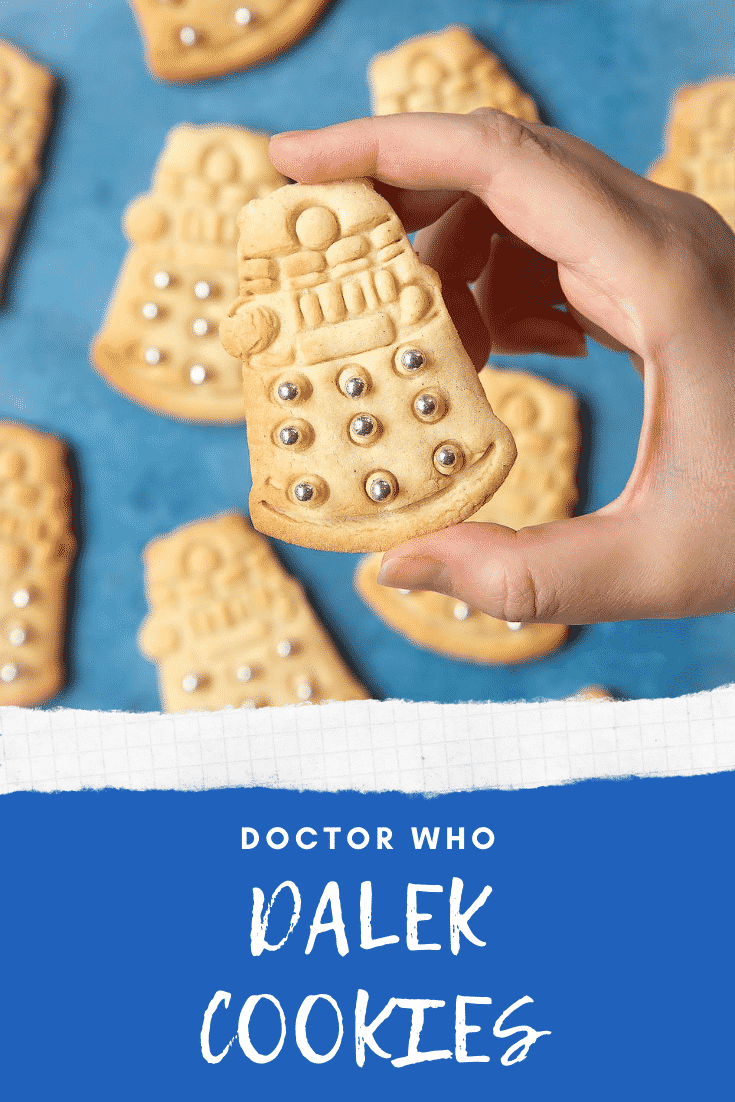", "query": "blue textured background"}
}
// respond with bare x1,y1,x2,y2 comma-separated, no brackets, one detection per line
0,0,733,711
